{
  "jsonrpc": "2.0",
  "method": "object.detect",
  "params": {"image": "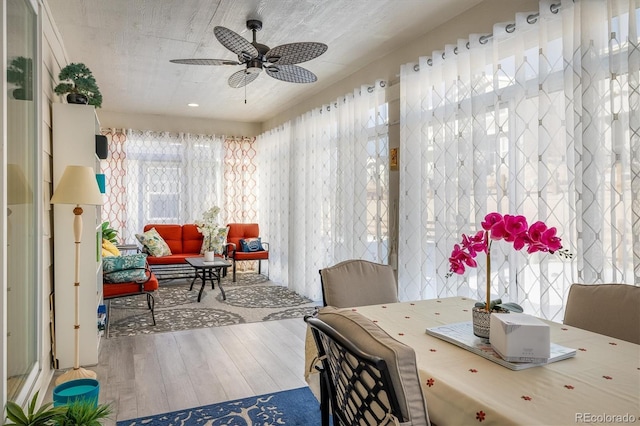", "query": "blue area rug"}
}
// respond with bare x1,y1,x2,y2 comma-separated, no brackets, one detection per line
117,387,322,426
